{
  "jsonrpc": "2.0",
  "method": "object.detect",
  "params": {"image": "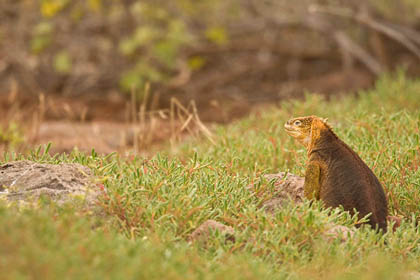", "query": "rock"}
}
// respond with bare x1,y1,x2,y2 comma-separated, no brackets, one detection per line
324,224,355,242
387,215,403,232
263,172,304,202
188,220,235,243
0,160,98,205
405,271,420,280
248,172,304,212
